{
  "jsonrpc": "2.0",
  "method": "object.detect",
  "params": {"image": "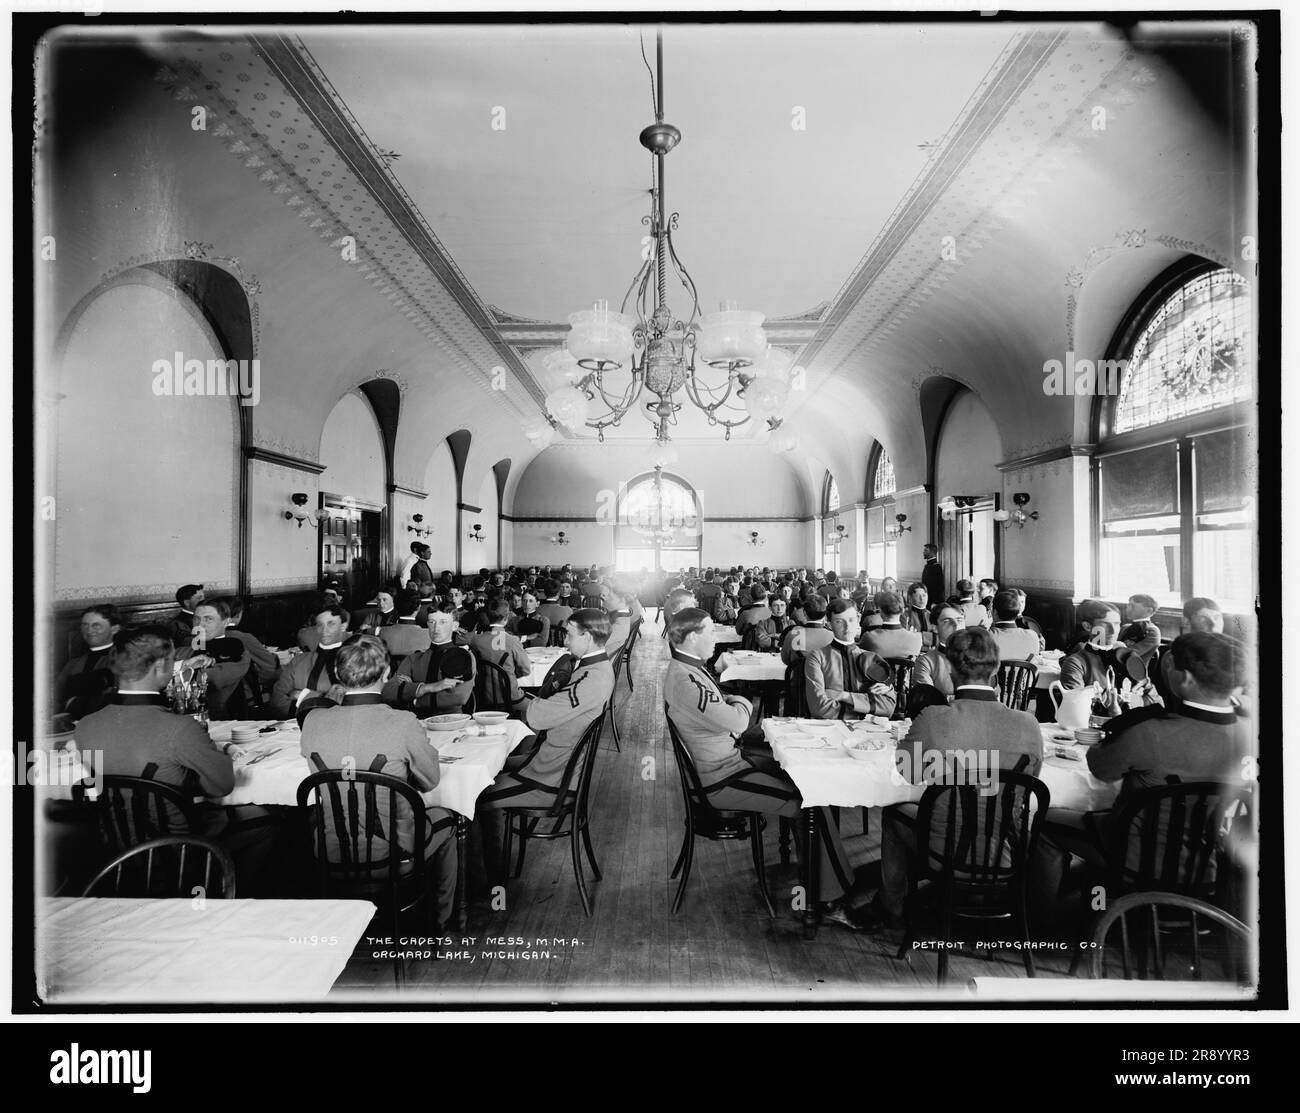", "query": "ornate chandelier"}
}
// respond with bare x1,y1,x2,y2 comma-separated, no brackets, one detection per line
547,29,793,447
